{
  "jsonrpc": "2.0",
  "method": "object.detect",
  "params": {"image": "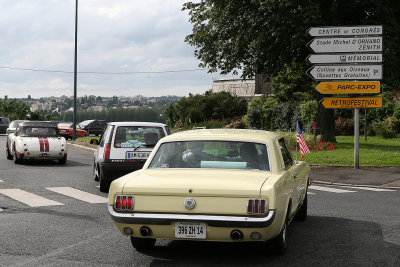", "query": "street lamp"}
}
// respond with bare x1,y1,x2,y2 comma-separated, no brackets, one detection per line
73,0,78,140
